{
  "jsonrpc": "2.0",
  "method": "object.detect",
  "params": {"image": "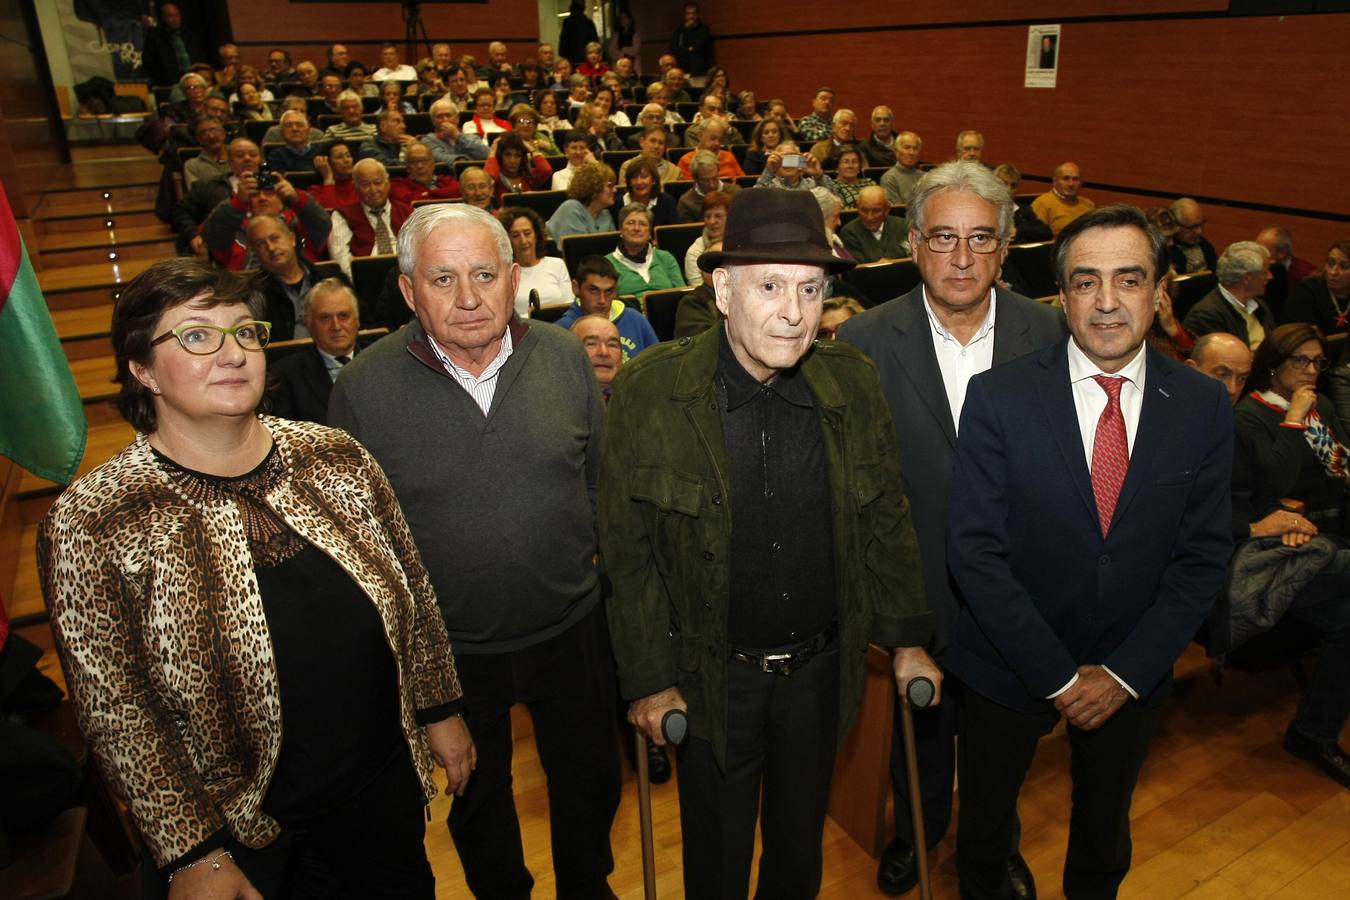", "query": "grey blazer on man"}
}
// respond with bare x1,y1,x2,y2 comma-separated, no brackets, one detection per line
838,284,1066,651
